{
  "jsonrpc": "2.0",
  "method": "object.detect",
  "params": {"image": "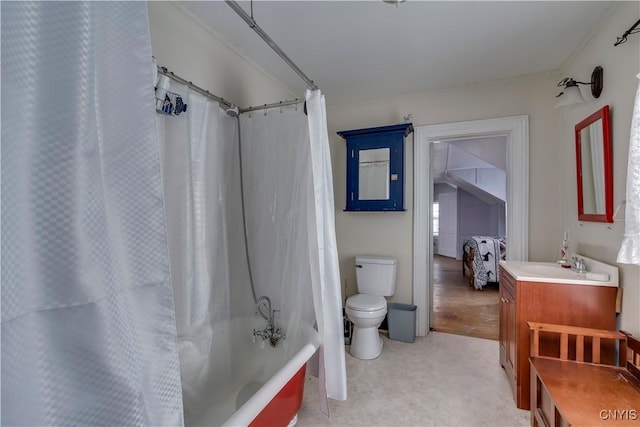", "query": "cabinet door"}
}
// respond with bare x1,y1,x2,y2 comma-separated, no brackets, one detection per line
506,292,516,375
499,291,508,368
339,123,412,211
500,290,516,373
499,271,517,400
